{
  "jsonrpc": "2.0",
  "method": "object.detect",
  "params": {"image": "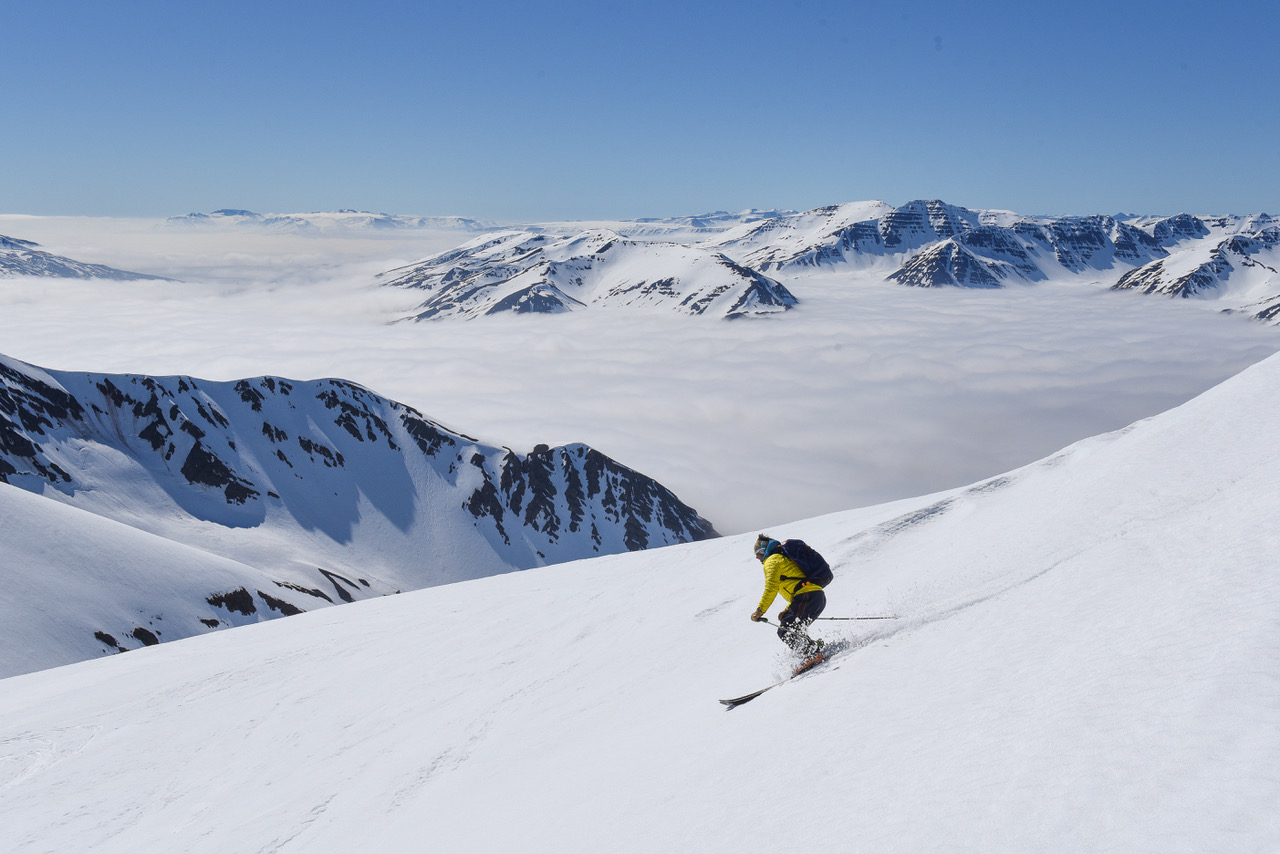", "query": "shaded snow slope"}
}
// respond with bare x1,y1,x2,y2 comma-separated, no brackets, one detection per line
2,352,1278,851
